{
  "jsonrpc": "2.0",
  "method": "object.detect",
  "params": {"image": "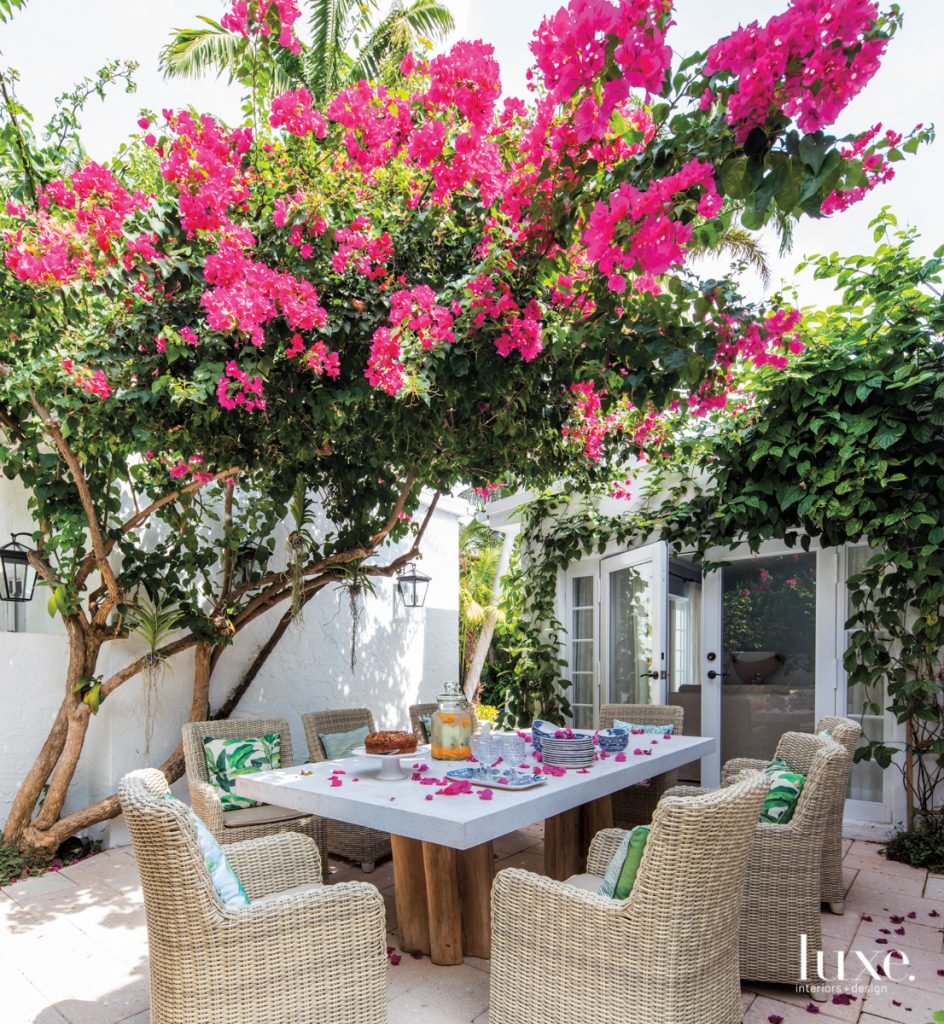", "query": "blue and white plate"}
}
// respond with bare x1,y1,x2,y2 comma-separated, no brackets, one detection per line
444,766,546,790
